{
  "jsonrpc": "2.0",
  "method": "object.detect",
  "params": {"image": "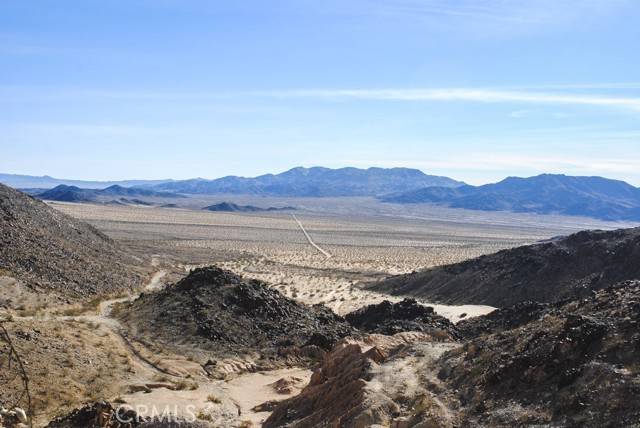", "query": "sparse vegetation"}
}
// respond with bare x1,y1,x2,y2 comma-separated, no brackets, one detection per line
207,394,222,403
196,410,214,421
